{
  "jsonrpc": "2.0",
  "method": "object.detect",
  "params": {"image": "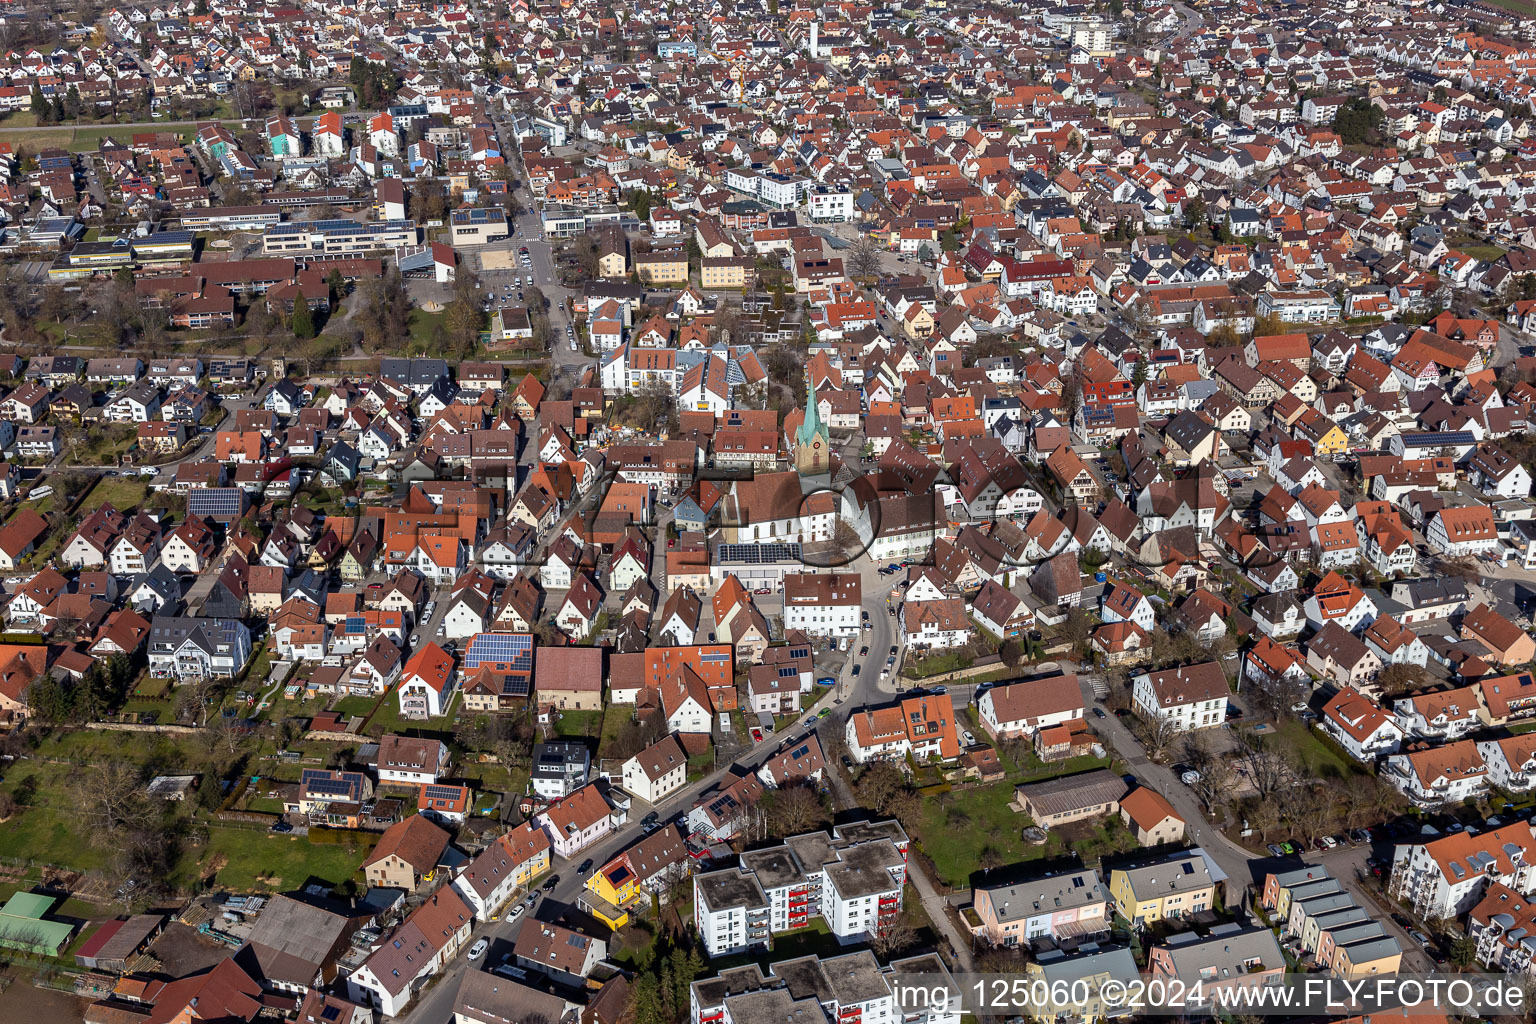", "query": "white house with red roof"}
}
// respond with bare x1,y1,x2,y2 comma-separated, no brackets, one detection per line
1320,688,1403,763
534,782,623,858
399,642,456,719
